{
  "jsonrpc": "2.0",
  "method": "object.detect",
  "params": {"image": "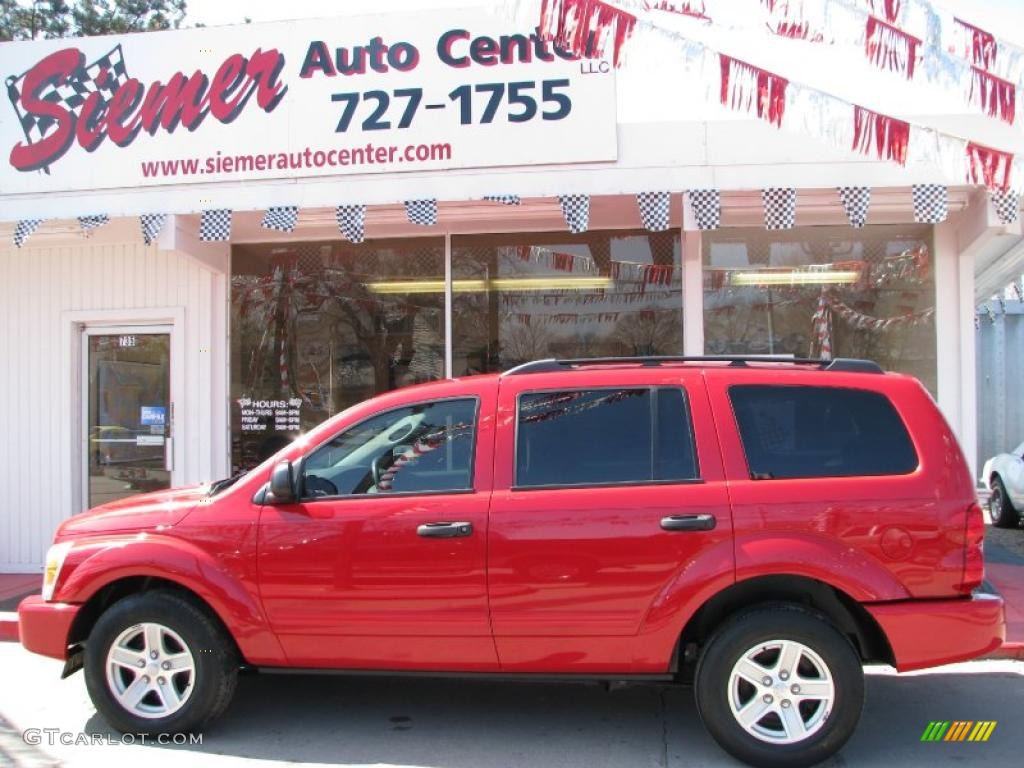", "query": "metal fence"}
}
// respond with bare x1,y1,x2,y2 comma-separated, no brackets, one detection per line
976,299,1024,475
